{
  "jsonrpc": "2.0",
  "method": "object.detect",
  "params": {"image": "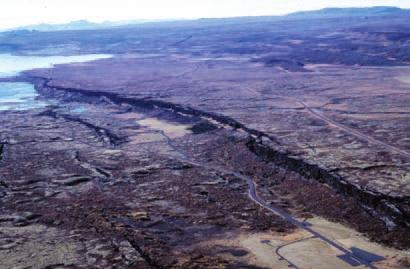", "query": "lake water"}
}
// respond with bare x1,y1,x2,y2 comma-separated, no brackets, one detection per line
0,53,112,110
0,82,49,111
